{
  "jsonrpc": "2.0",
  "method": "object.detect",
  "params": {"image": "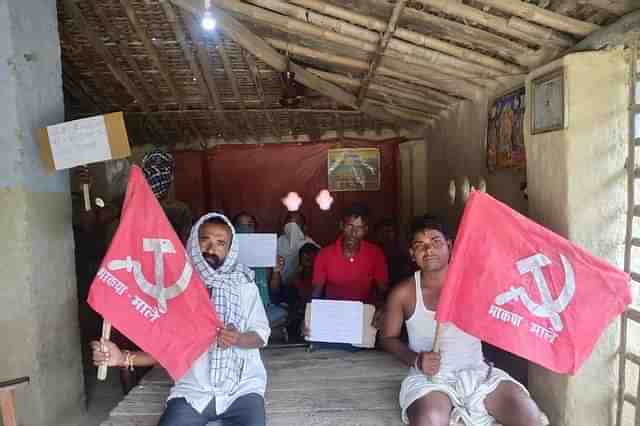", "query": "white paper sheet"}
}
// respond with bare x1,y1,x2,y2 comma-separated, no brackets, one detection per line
236,233,277,267
47,115,112,170
309,300,364,345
